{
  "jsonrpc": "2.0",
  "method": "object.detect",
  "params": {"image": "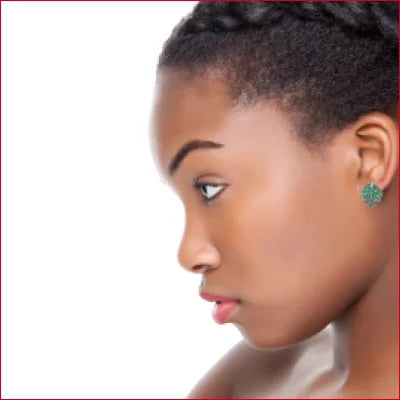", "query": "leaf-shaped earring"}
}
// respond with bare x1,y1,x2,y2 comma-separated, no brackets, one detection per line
361,182,383,207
